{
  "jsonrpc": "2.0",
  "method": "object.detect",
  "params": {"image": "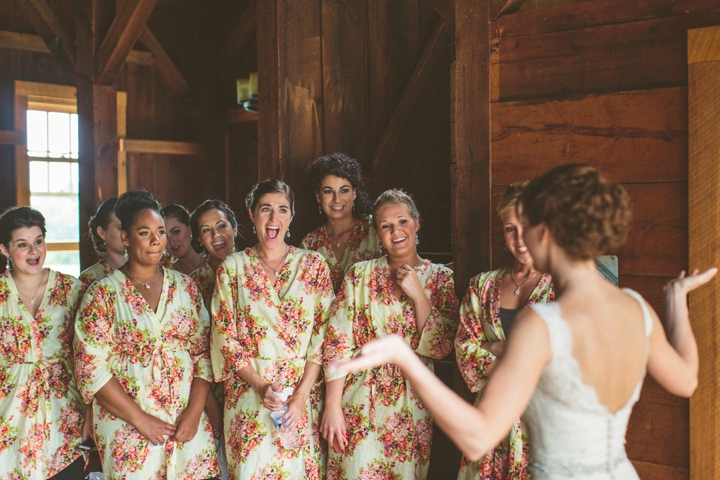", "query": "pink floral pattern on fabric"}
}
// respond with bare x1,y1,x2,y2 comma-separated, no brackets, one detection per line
300,216,383,293
455,268,553,480
0,269,84,479
211,248,334,479
321,257,459,479
74,268,219,478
